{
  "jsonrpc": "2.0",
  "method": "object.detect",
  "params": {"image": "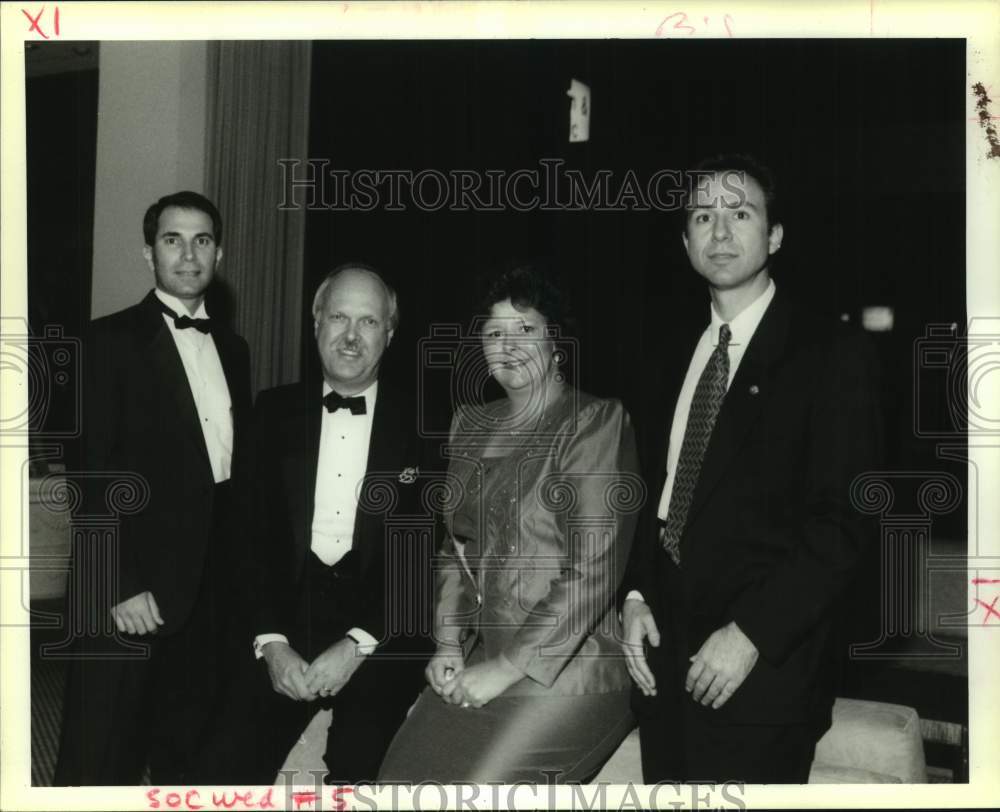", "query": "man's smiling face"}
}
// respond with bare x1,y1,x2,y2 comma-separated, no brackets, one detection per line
683,171,782,294
143,206,221,307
